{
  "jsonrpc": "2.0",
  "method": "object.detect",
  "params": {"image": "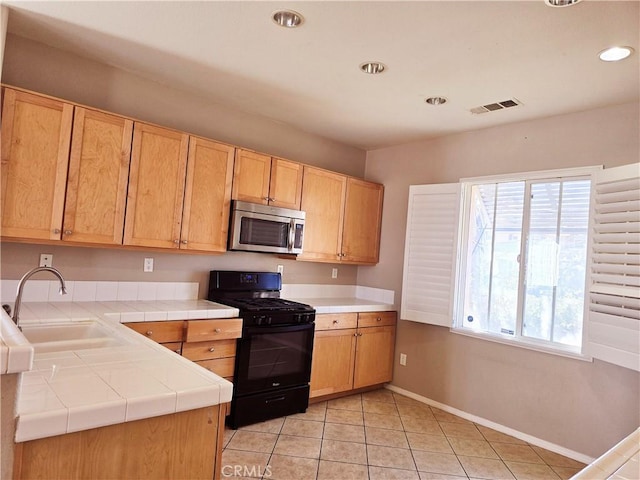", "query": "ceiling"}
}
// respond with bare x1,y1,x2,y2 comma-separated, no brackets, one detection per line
4,1,639,150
